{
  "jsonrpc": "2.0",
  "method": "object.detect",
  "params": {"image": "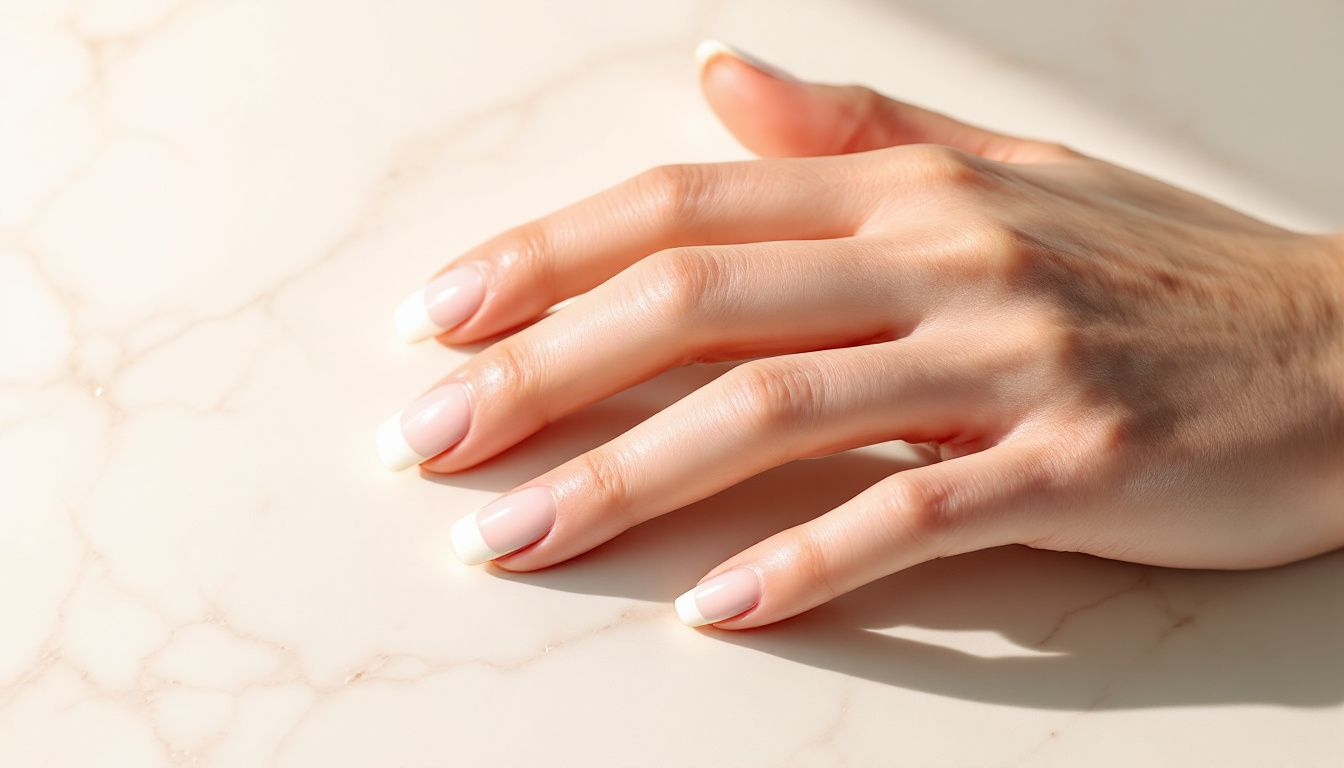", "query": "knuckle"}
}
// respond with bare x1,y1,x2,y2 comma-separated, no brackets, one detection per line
879,475,955,551
963,219,1025,267
628,247,723,321
1008,308,1084,374
571,449,632,517
1036,140,1081,160
1038,318,1086,371
783,530,838,601
980,225,1036,283
841,84,885,113
720,360,823,433
1002,138,1081,163
635,163,710,229
900,144,983,187
829,85,886,152
930,217,1034,284
478,339,541,404
965,218,1020,257
1048,418,1130,489
1088,416,1132,460
497,220,555,284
